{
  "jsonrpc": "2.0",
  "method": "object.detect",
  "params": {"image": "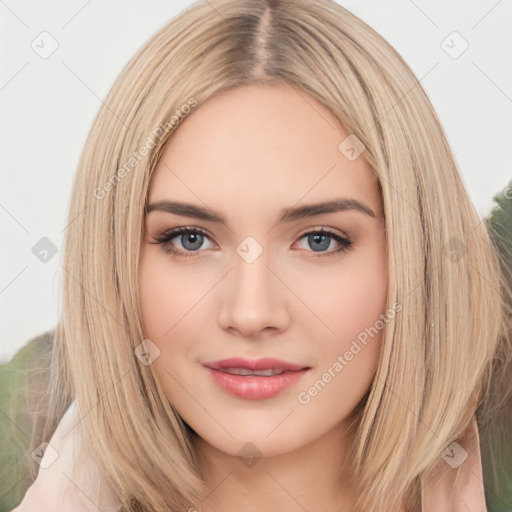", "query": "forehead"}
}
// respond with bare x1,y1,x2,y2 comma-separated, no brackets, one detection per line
148,83,380,218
